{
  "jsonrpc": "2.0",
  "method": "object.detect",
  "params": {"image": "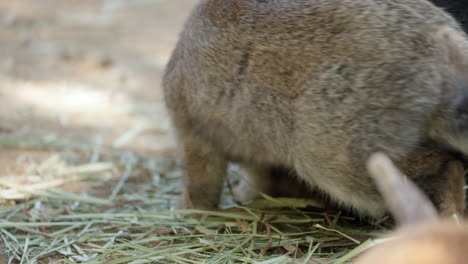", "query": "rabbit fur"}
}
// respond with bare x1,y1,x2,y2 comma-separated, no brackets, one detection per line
355,152,468,264
163,0,468,218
